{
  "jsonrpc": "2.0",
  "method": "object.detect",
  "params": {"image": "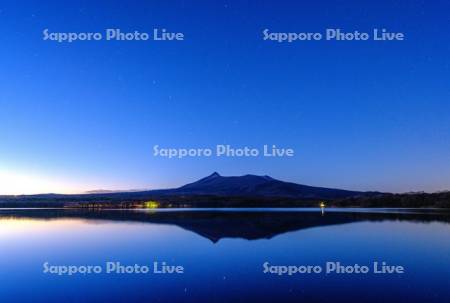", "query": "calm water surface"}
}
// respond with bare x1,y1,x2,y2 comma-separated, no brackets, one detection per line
0,208,449,303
